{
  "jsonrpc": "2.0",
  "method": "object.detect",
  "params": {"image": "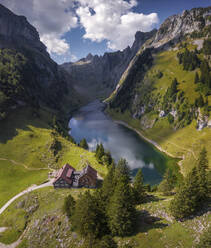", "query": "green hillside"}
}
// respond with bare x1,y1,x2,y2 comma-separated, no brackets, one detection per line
0,186,209,247
0,106,106,208
108,37,211,175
